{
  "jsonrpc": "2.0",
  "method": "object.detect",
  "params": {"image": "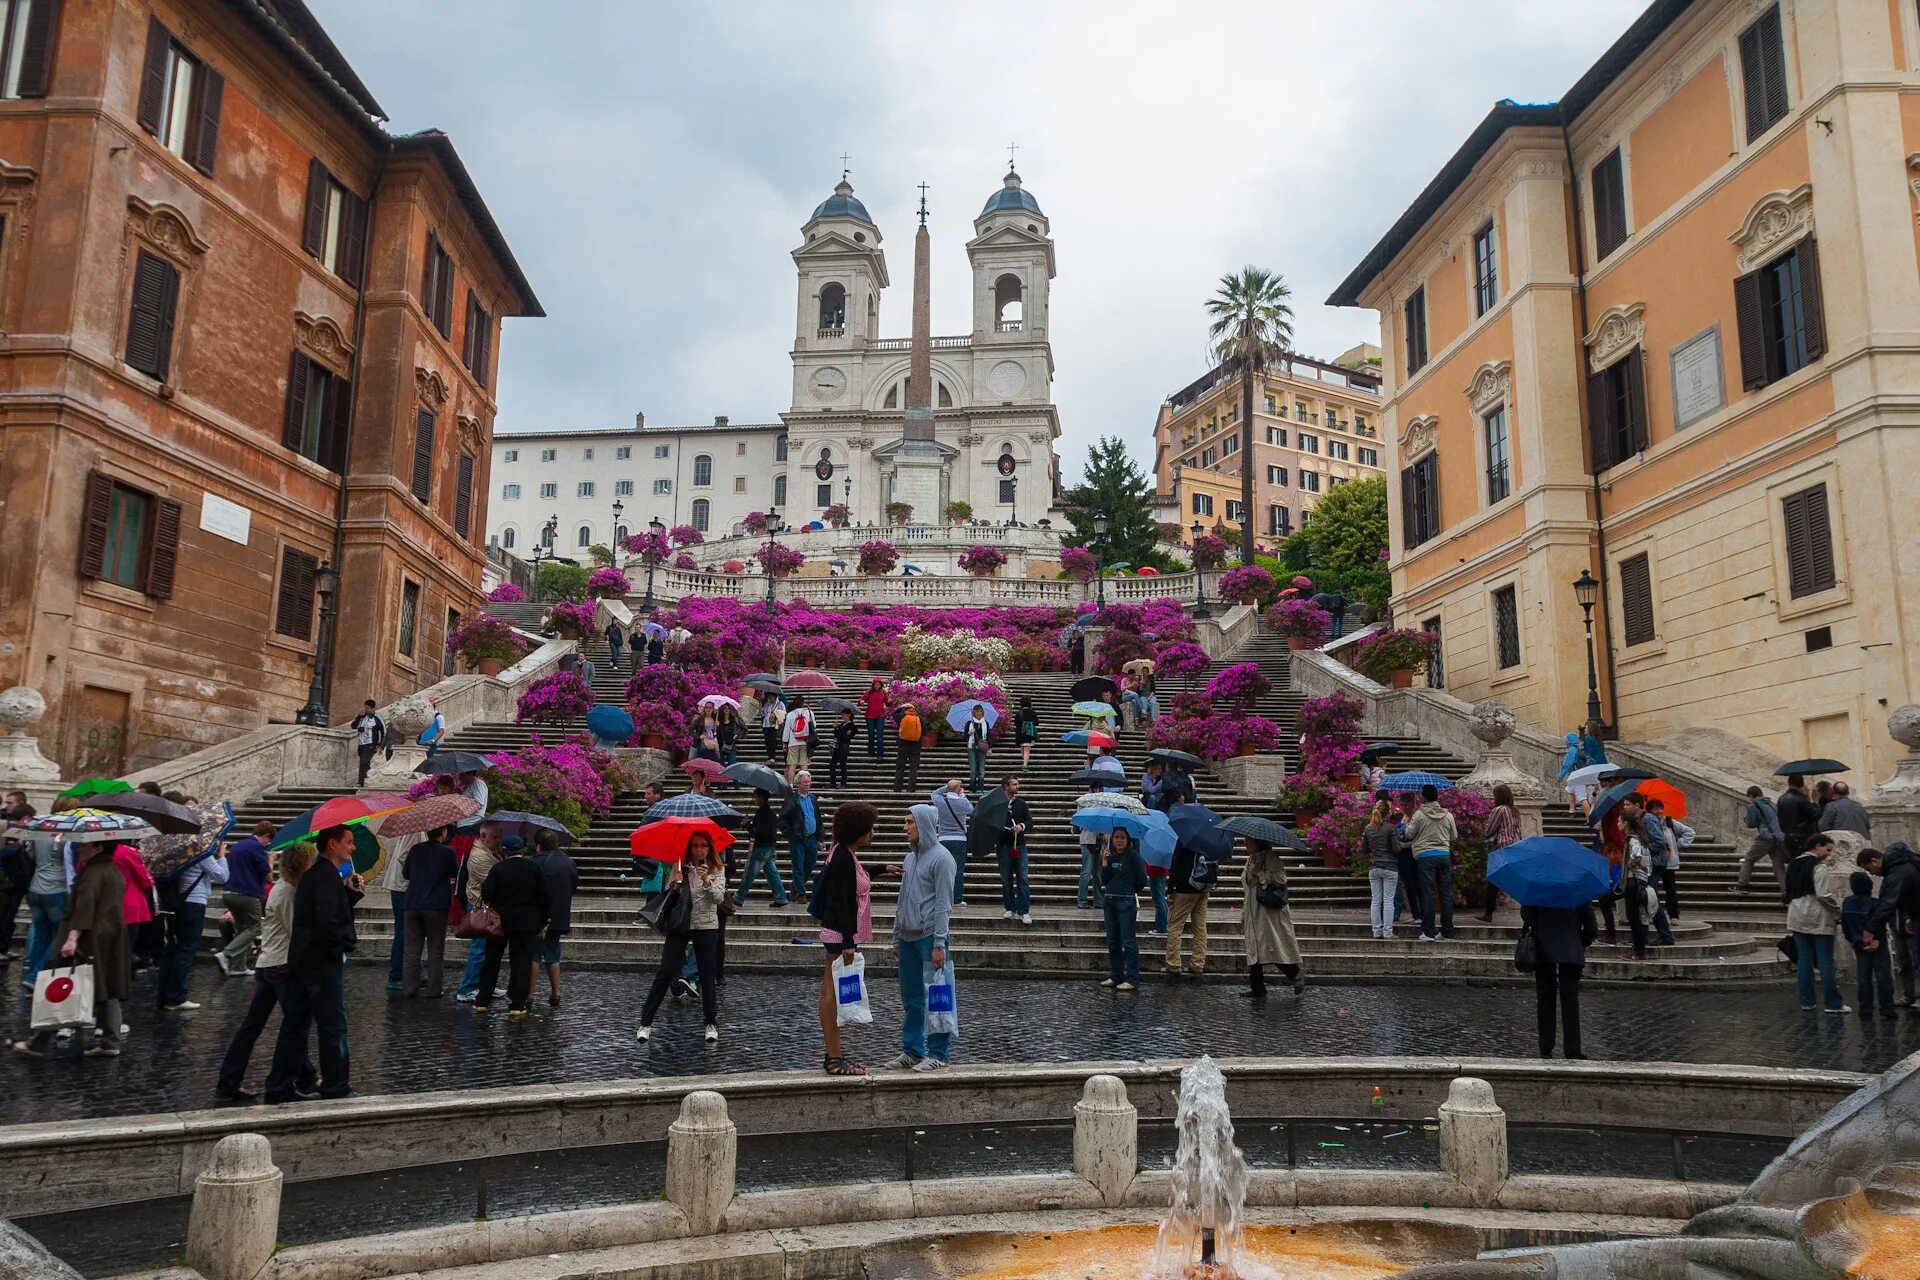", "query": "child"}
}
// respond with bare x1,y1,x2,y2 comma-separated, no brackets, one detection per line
1841,869,1895,1016
1098,829,1148,992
